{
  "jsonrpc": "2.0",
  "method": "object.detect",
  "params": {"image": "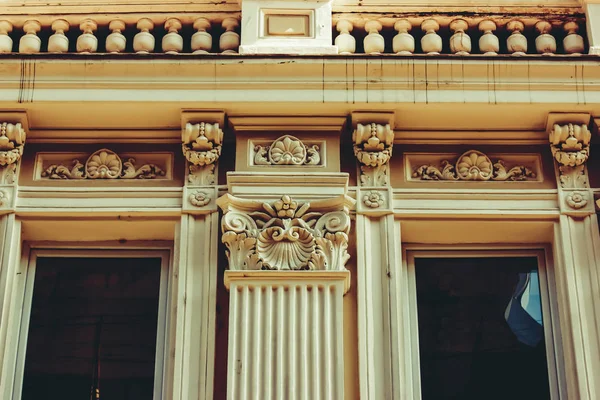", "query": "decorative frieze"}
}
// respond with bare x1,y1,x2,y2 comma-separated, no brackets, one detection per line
217,194,352,271
353,122,395,186
38,149,168,180
411,150,537,182
253,135,321,166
